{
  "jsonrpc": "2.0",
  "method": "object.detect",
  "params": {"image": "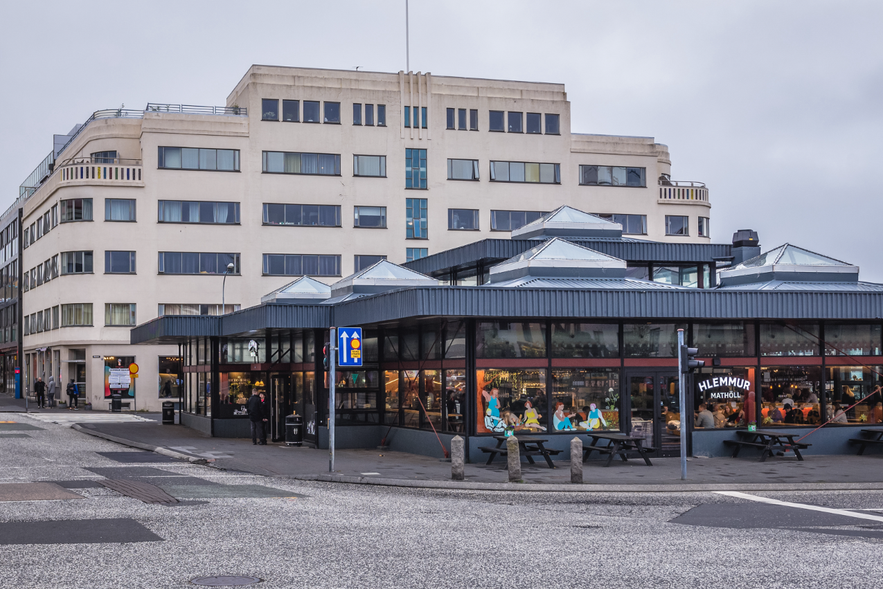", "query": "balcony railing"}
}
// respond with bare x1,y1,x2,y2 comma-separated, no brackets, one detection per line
659,180,708,203
58,157,143,185
145,103,247,116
